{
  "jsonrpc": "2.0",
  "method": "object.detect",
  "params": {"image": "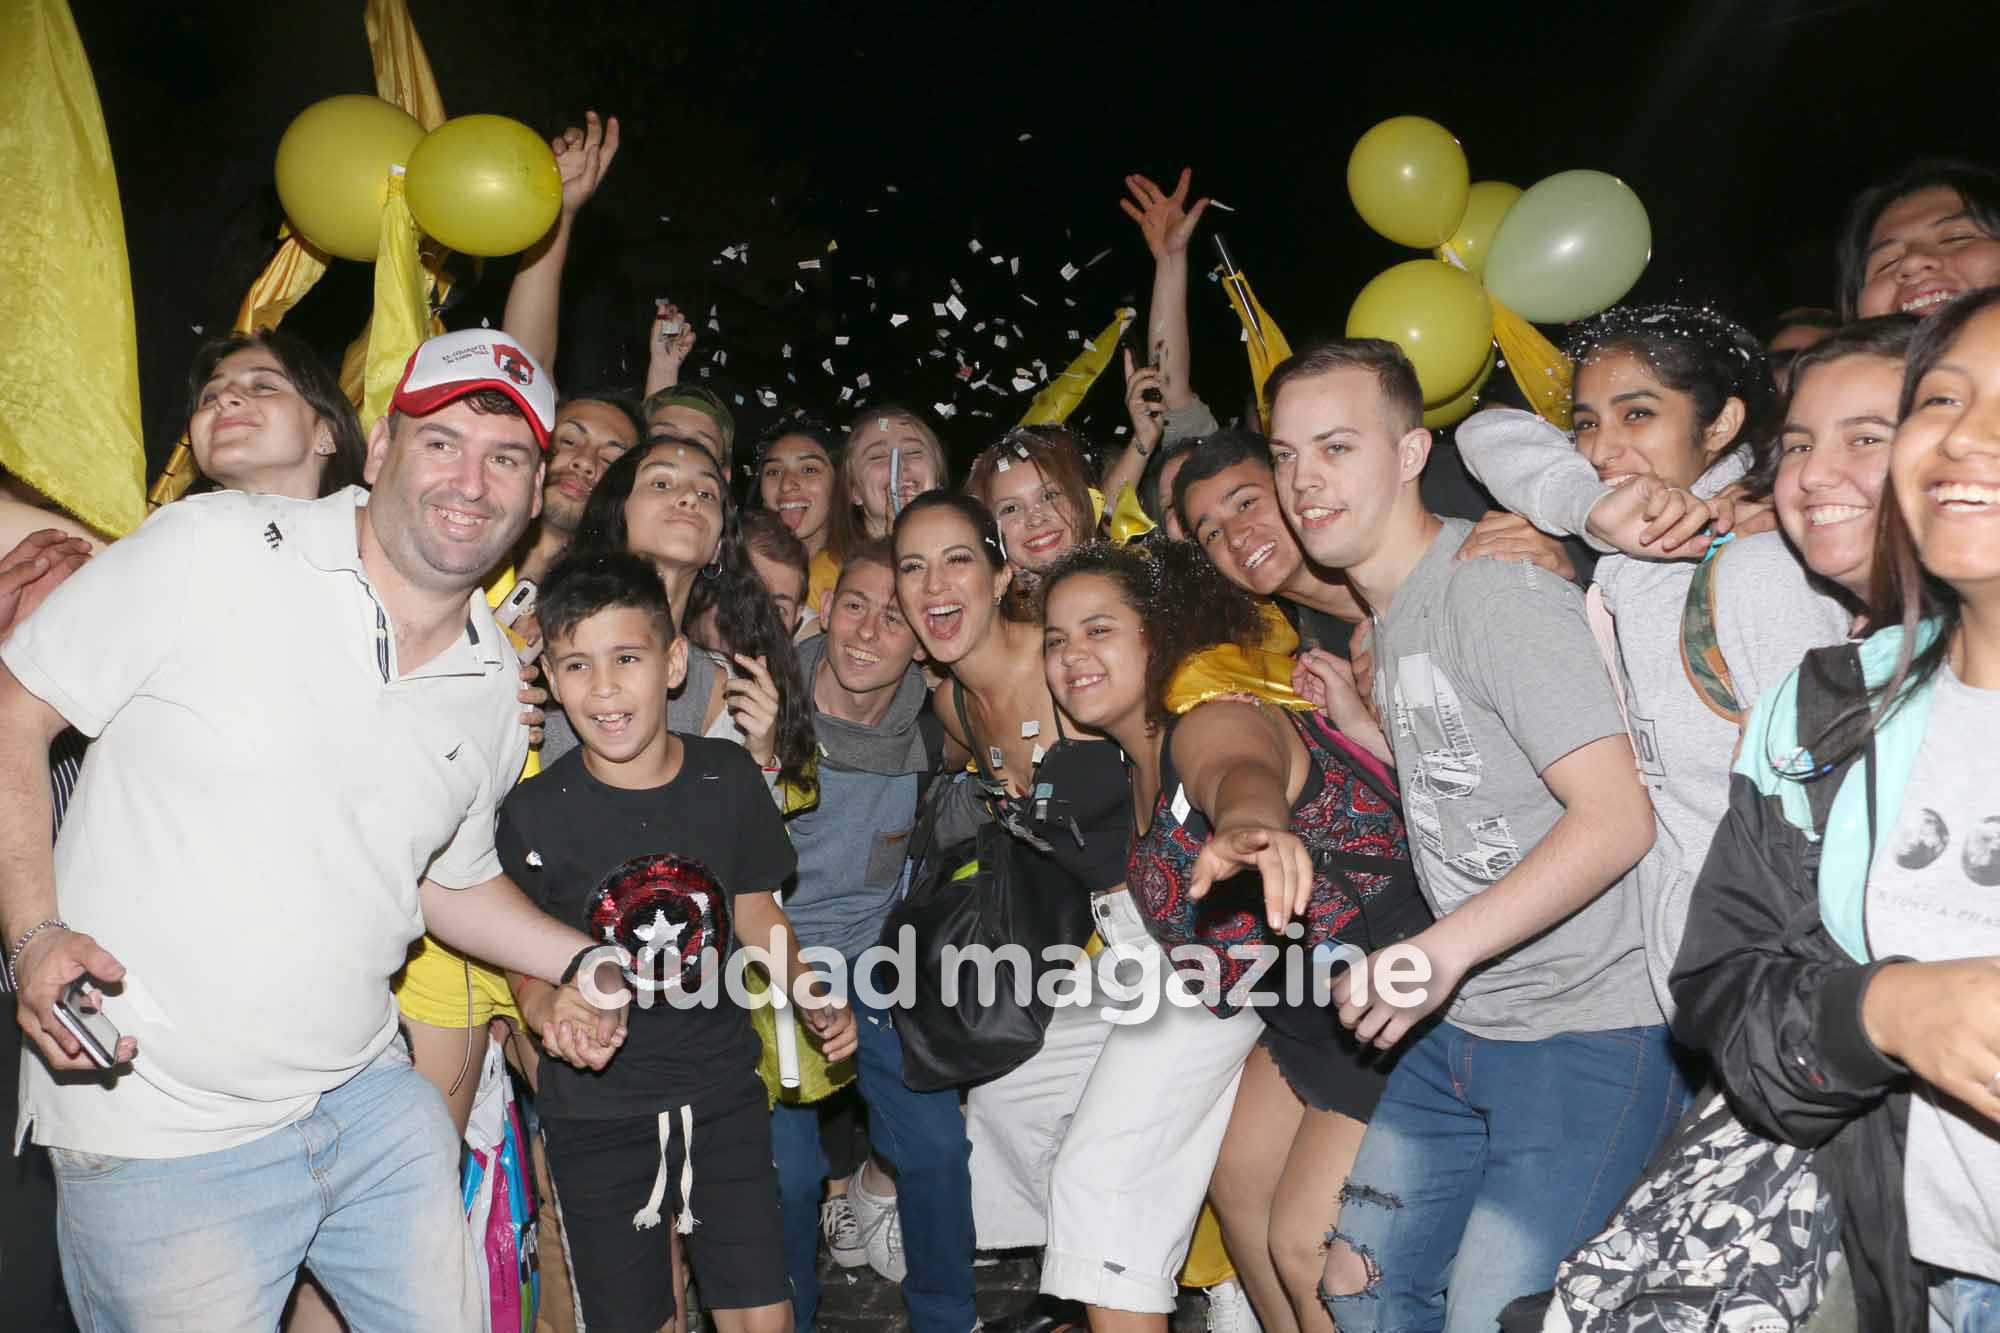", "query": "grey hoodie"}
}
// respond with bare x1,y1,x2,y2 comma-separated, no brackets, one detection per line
1457,407,1851,1018
784,634,934,958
